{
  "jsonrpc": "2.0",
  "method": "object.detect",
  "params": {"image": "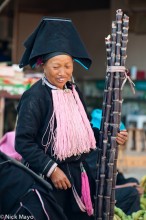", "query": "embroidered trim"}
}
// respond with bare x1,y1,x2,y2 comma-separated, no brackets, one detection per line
42,159,52,173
